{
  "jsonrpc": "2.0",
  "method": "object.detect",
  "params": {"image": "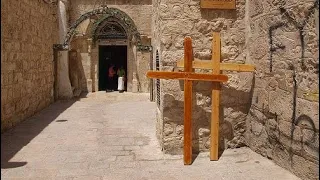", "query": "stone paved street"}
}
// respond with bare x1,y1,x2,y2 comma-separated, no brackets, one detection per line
1,92,301,180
